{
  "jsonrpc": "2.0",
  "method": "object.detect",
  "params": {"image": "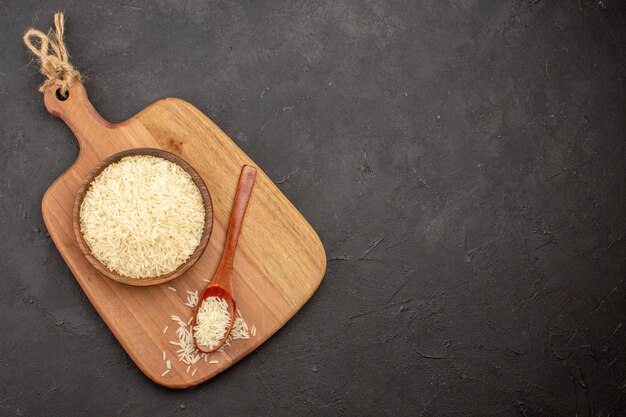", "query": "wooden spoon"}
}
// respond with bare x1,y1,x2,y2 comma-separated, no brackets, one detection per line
192,165,257,353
